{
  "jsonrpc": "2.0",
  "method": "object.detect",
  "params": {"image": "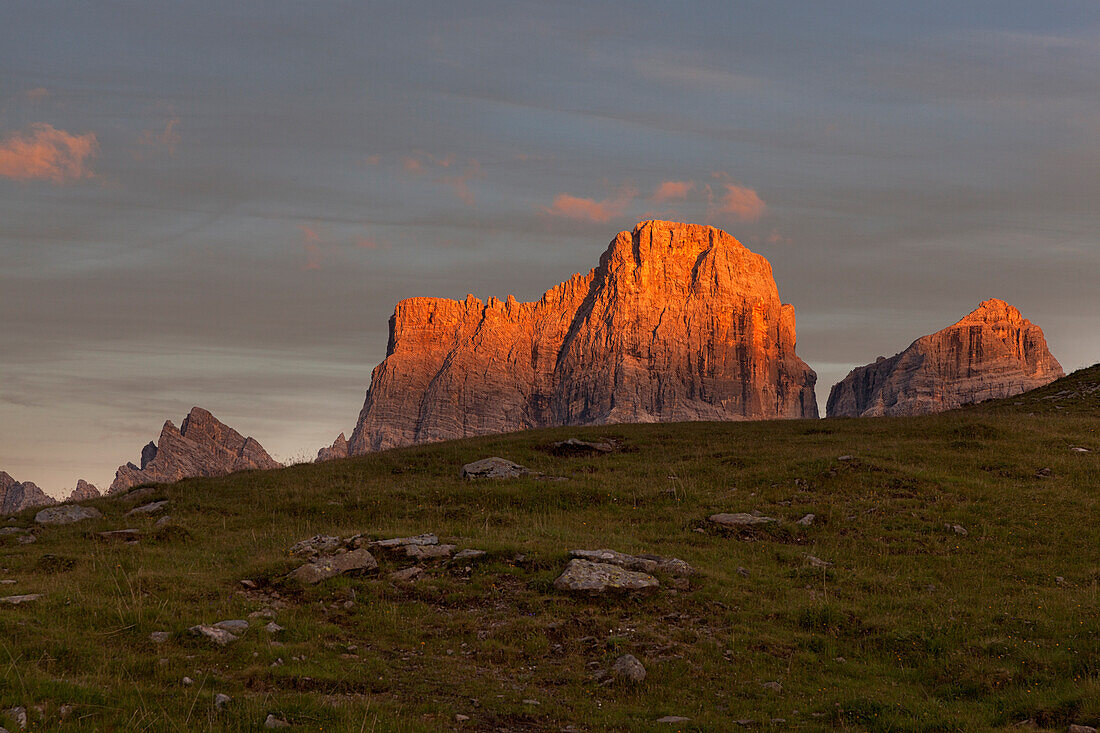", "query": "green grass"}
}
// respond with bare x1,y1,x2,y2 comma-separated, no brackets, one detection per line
1,366,1098,731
